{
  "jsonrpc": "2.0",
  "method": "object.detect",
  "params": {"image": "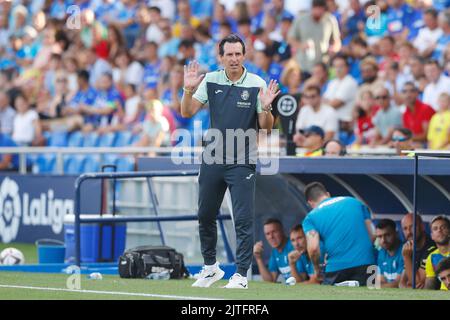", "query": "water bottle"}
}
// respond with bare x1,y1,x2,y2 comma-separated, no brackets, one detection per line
334,280,359,287
88,272,103,280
